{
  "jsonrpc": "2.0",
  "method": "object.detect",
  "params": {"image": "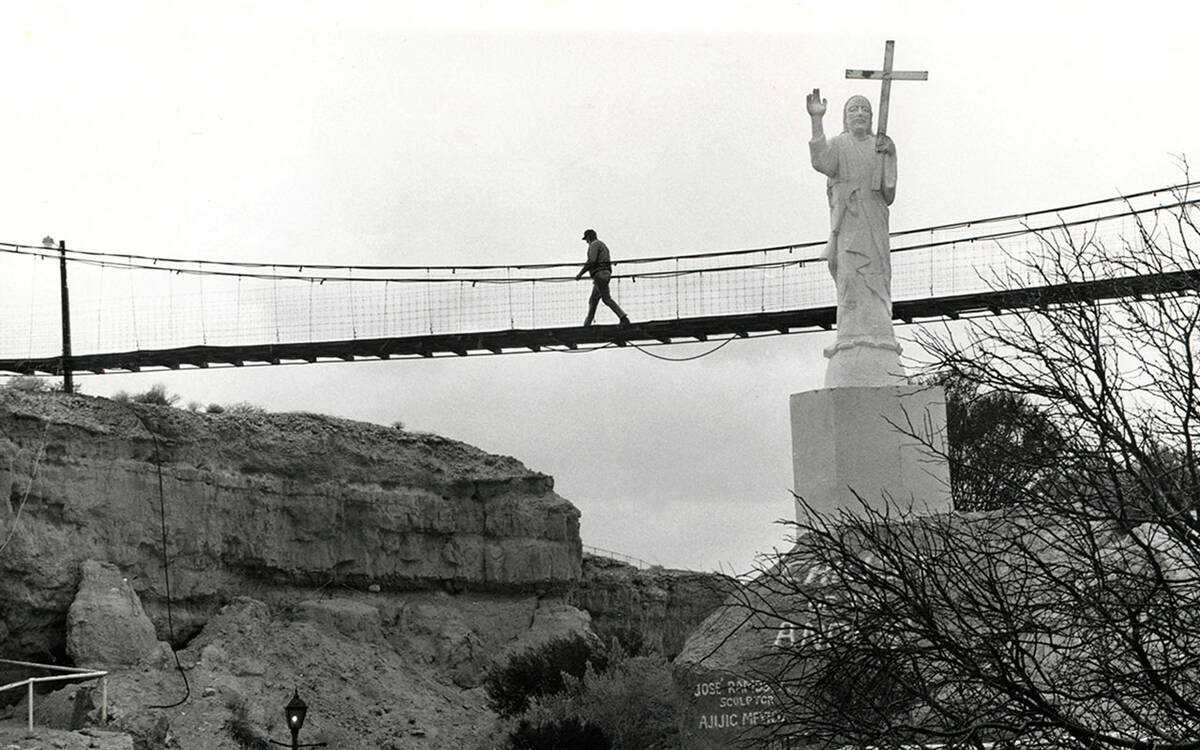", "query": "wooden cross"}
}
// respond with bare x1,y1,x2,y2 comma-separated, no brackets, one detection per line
845,40,928,140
